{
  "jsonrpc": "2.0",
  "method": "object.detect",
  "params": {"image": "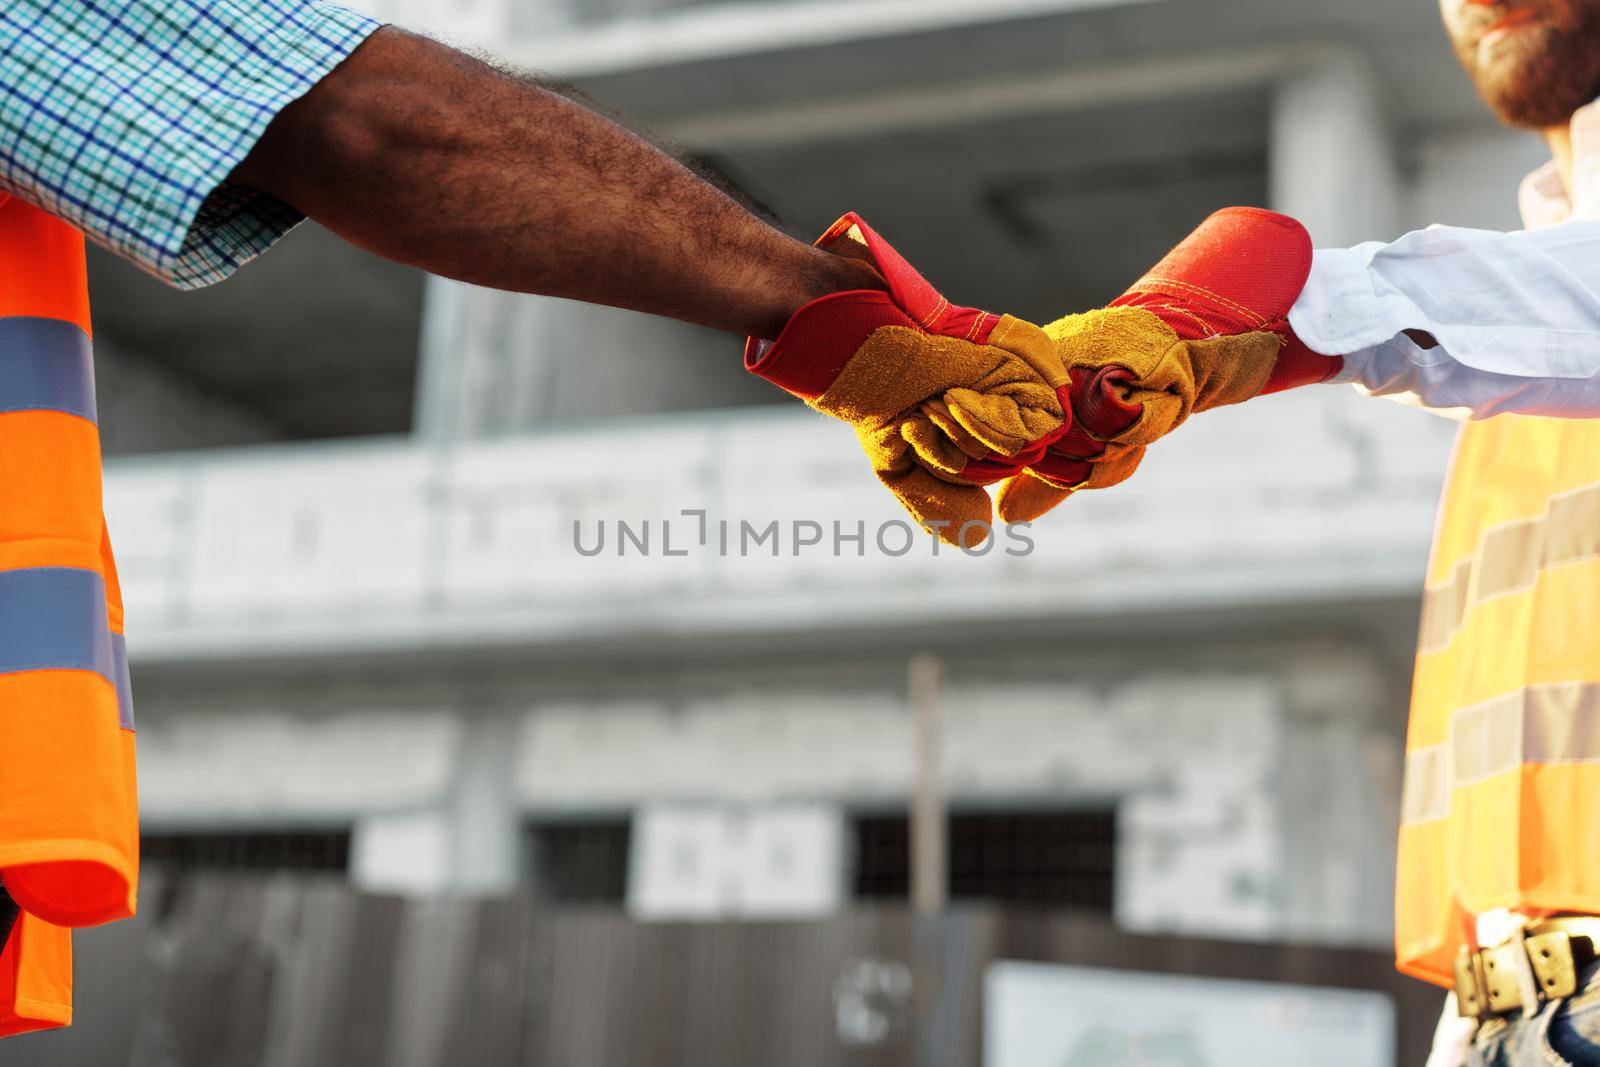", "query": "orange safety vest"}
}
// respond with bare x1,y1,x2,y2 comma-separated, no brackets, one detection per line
1396,415,1600,986
0,194,139,1035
